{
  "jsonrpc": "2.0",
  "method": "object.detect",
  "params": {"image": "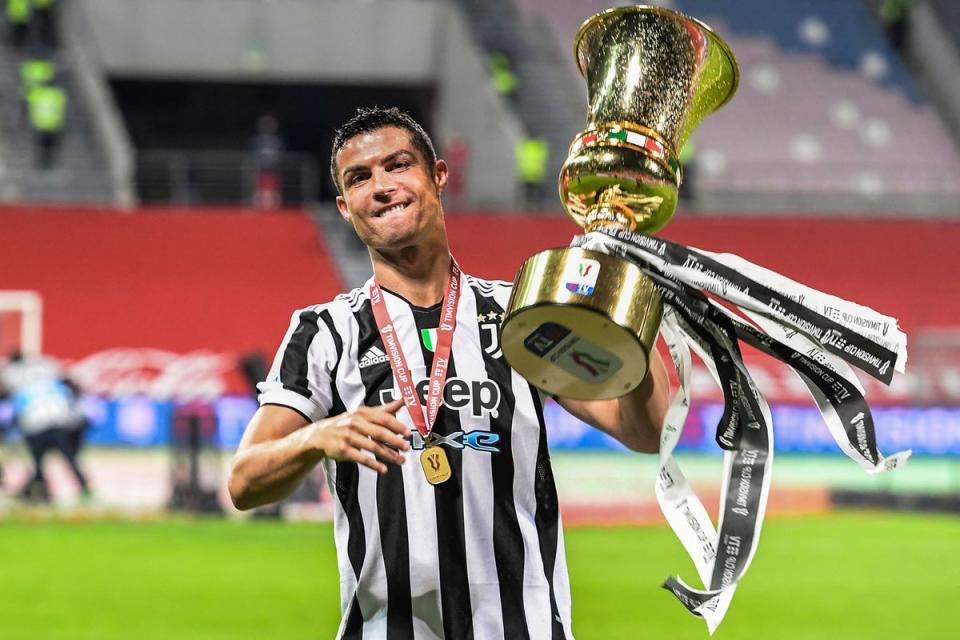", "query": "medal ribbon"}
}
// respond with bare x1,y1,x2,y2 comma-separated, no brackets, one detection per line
369,259,461,438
